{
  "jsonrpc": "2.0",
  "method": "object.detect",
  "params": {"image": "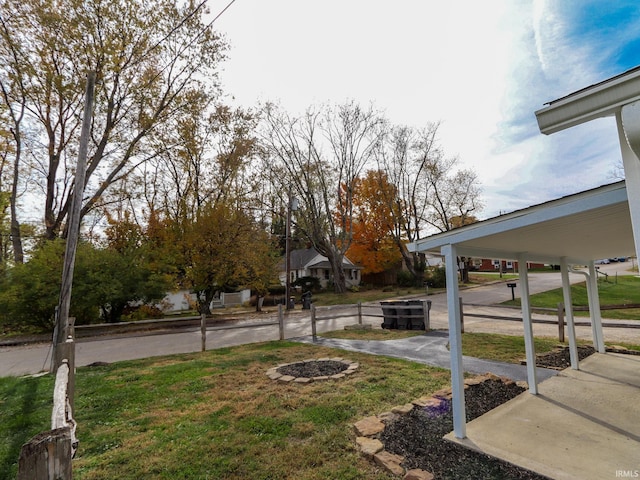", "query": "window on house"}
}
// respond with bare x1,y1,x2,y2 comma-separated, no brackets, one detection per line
324,269,329,279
